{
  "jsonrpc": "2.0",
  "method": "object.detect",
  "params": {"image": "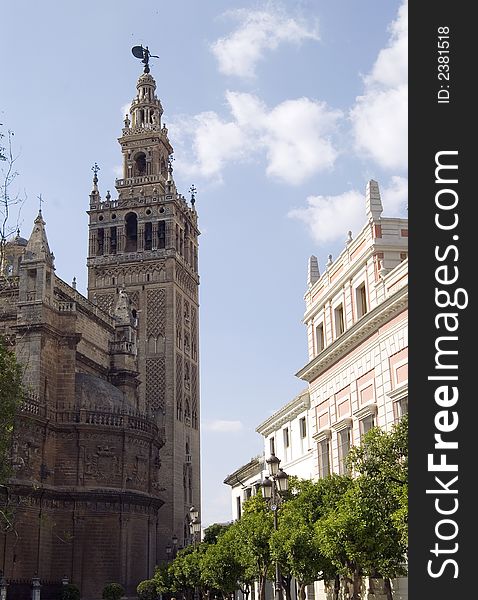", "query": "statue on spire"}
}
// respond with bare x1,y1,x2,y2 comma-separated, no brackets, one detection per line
131,45,159,74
